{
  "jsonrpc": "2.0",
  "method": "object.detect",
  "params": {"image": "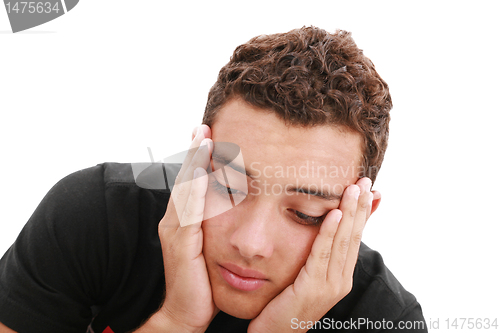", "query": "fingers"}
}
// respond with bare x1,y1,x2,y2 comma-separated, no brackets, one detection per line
305,209,342,279
327,184,360,281
162,126,213,229
179,167,209,228
176,125,212,184
324,177,373,281
342,178,373,277
303,177,375,285
167,168,208,260
192,124,212,141
172,168,208,263
174,138,212,214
